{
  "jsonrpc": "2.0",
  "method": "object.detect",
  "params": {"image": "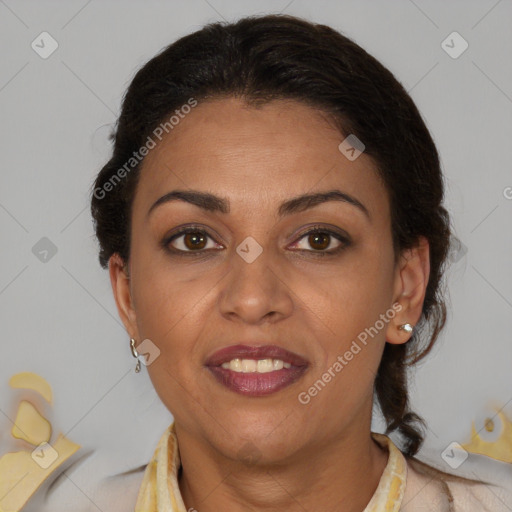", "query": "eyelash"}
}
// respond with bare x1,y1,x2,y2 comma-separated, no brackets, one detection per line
162,224,351,257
